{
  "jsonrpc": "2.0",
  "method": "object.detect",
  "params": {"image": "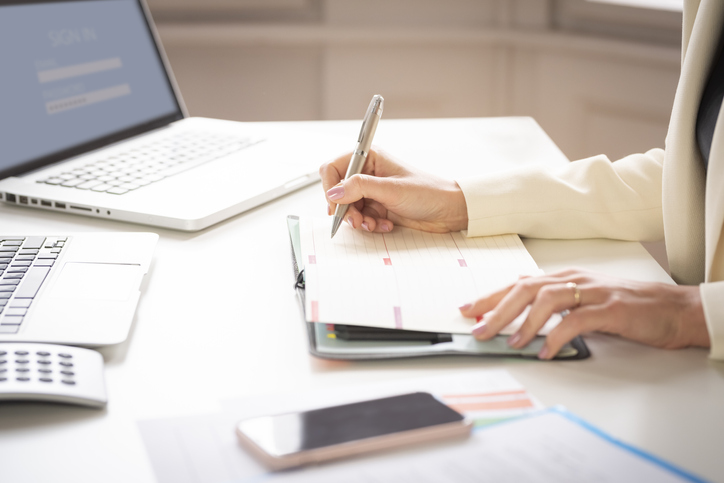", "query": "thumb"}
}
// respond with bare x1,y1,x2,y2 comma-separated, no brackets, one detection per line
326,174,397,207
